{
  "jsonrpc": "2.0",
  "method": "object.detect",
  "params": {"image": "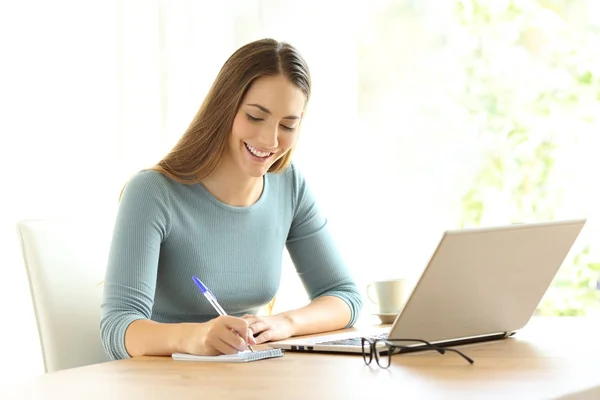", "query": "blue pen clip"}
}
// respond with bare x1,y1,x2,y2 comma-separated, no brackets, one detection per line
192,275,216,299
192,275,227,316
